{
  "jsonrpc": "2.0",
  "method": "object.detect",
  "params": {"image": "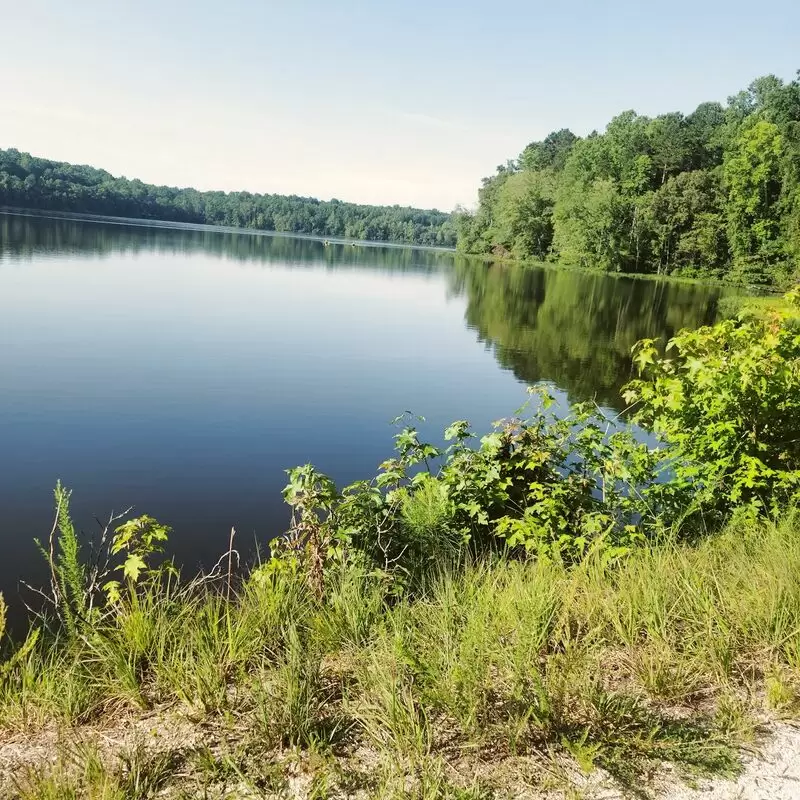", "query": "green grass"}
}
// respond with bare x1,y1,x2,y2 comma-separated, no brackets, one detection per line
716,292,792,318
13,740,179,800
4,511,800,797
